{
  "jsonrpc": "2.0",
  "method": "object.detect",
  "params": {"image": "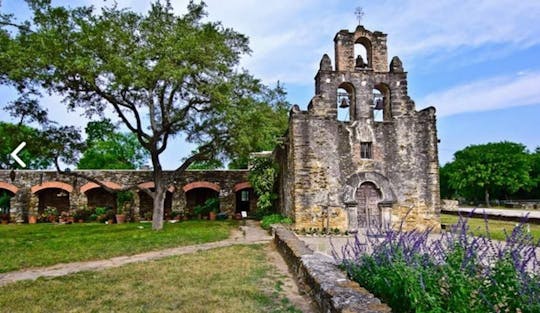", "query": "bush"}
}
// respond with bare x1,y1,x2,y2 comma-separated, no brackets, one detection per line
260,214,292,230
335,216,540,313
194,198,219,217
248,158,278,219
